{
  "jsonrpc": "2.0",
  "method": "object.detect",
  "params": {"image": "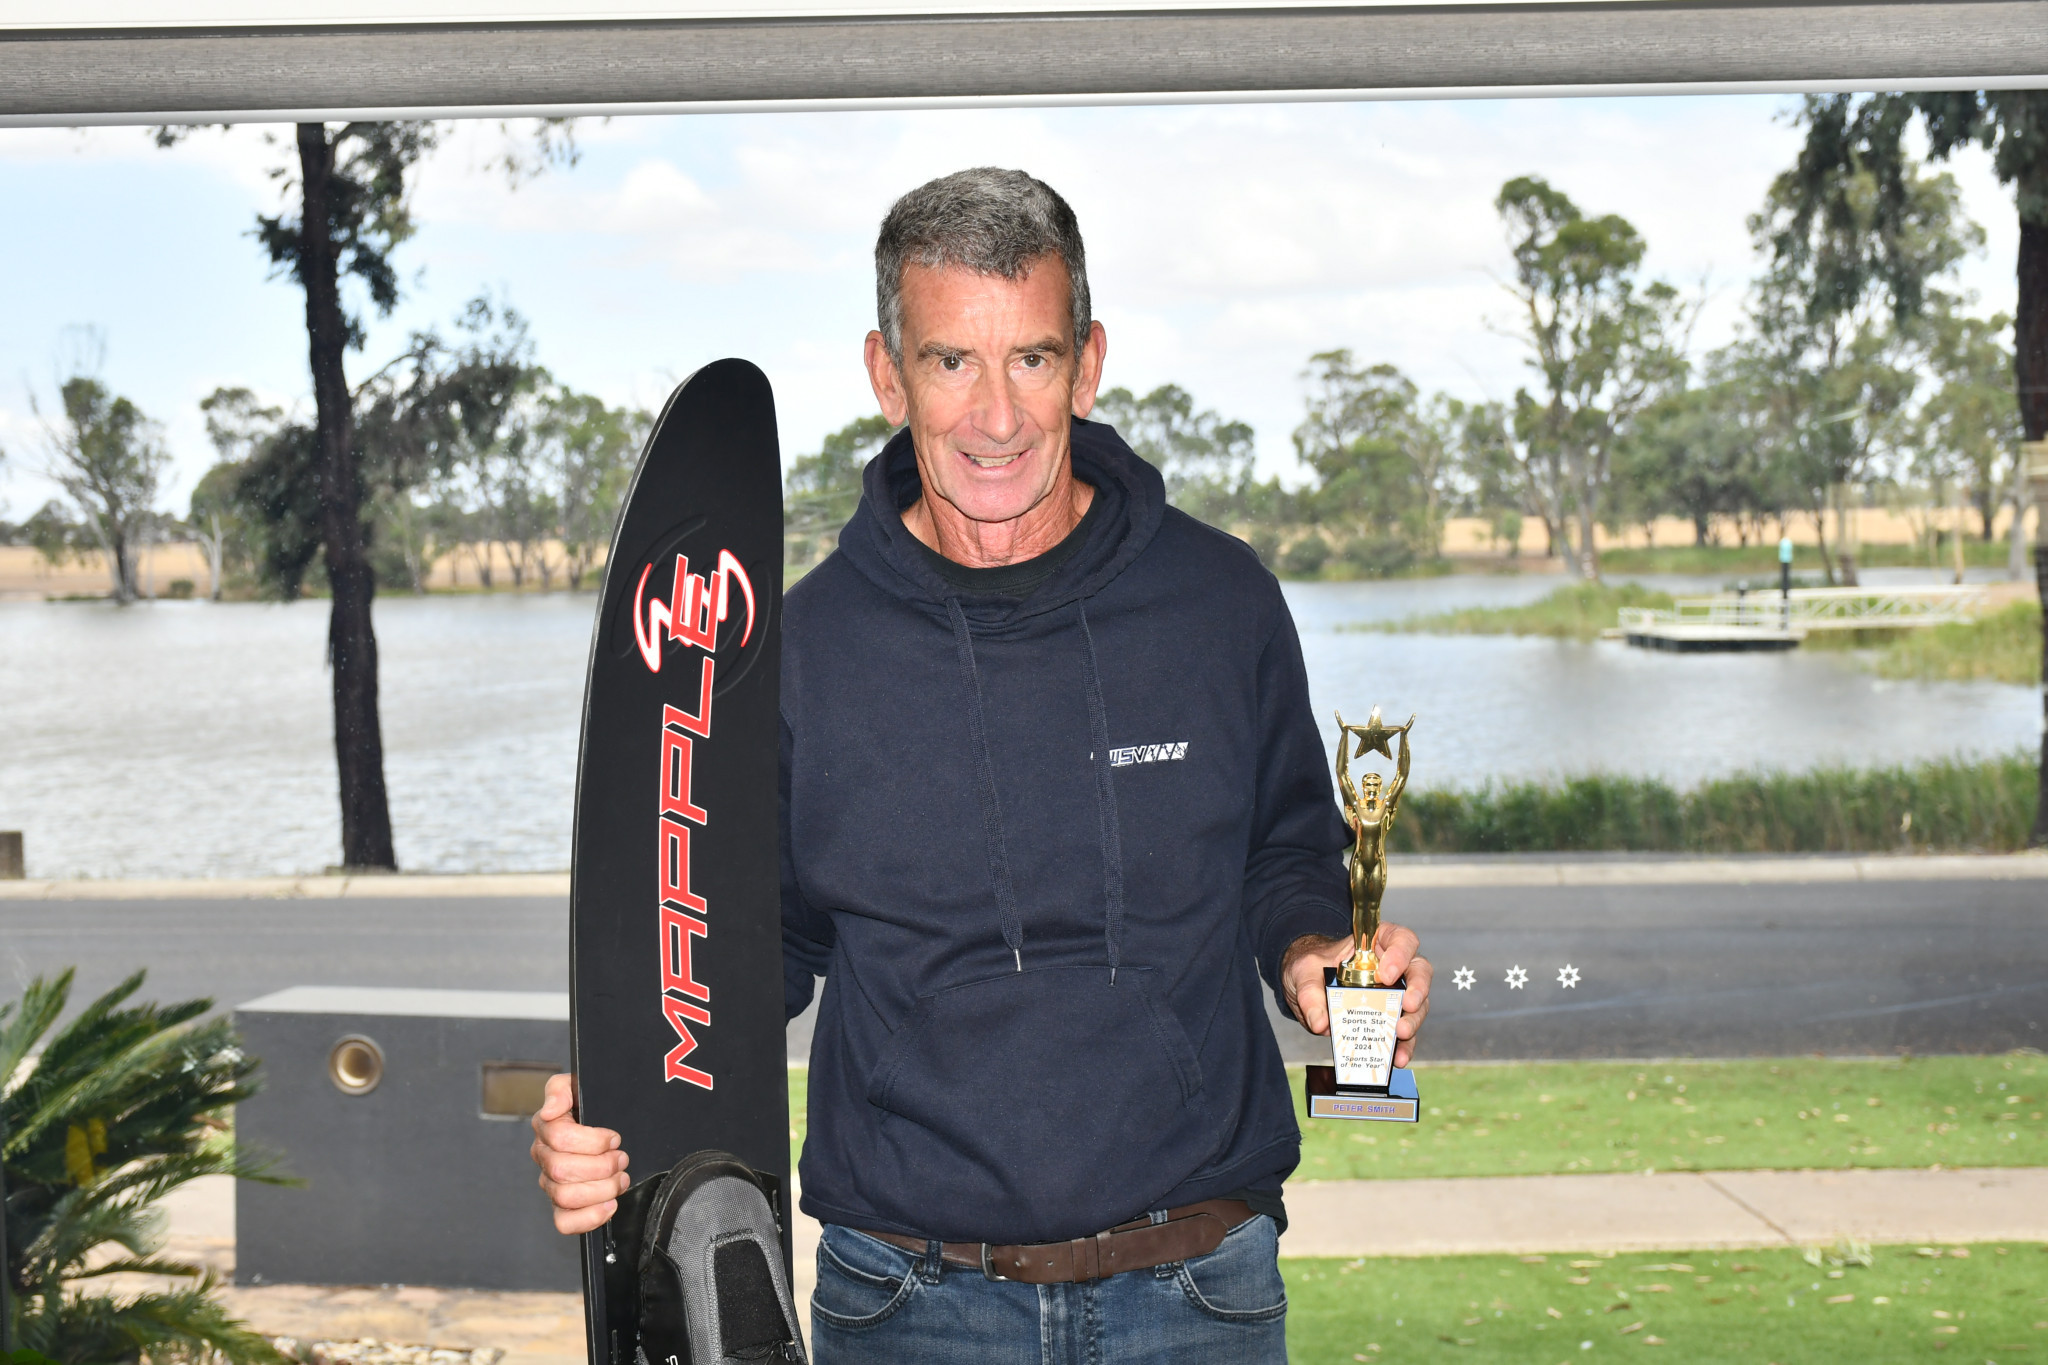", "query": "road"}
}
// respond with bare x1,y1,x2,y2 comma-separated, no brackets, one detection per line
3,864,2042,1061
